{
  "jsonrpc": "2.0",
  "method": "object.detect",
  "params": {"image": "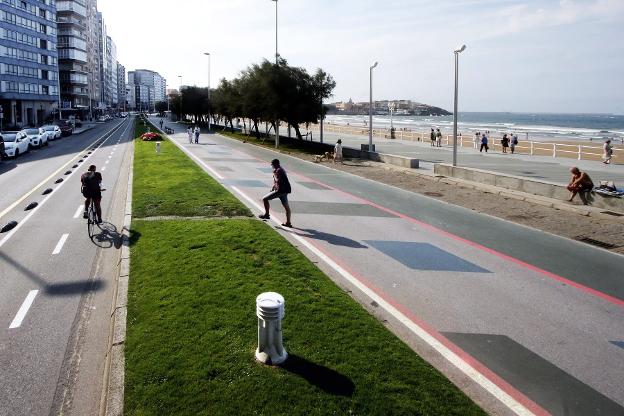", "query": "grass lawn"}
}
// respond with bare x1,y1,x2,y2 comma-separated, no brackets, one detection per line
124,118,485,415
132,120,251,218
126,220,485,416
